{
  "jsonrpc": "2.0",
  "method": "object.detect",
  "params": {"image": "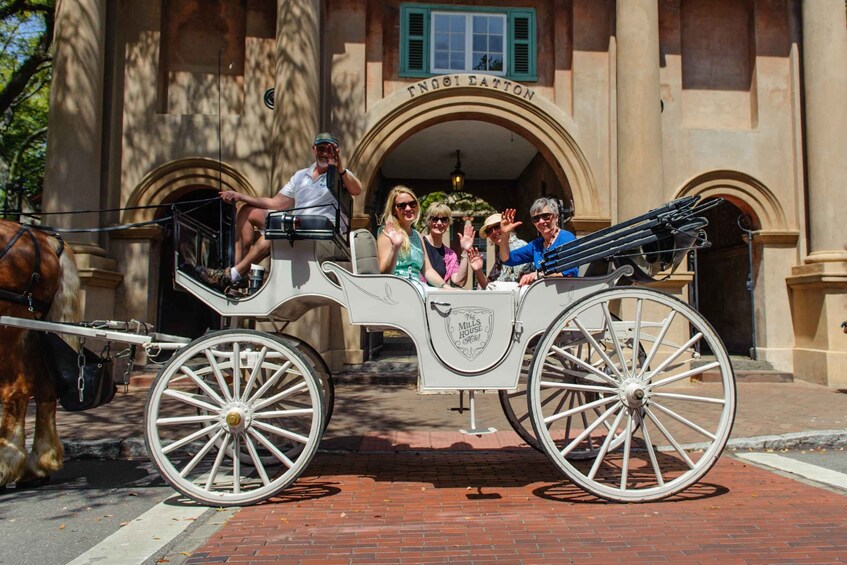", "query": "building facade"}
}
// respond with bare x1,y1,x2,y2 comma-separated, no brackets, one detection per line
43,0,846,386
